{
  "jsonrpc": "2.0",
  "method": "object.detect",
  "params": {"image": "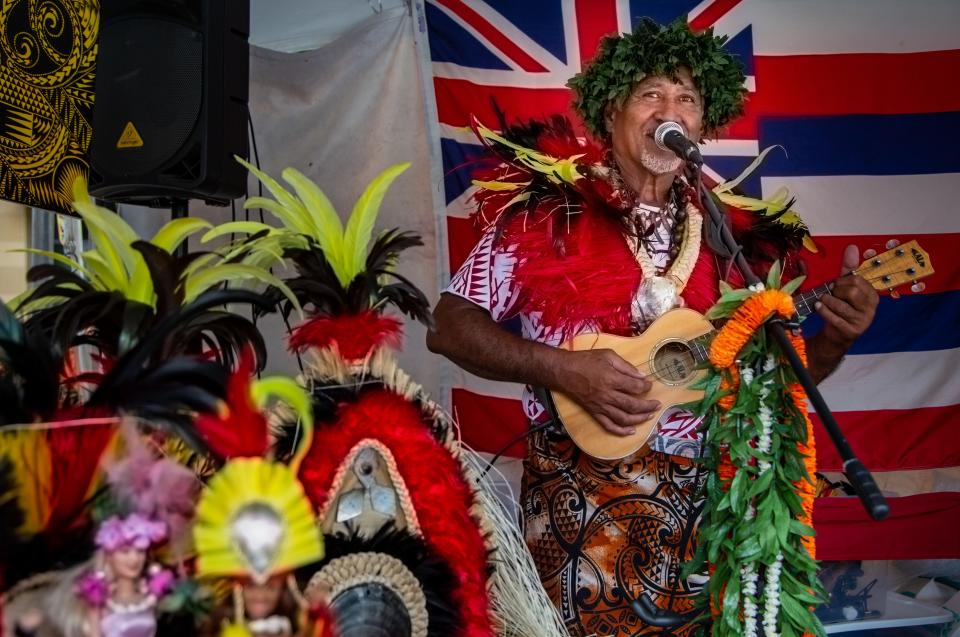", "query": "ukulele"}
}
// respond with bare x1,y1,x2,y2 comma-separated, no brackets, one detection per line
550,240,934,460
